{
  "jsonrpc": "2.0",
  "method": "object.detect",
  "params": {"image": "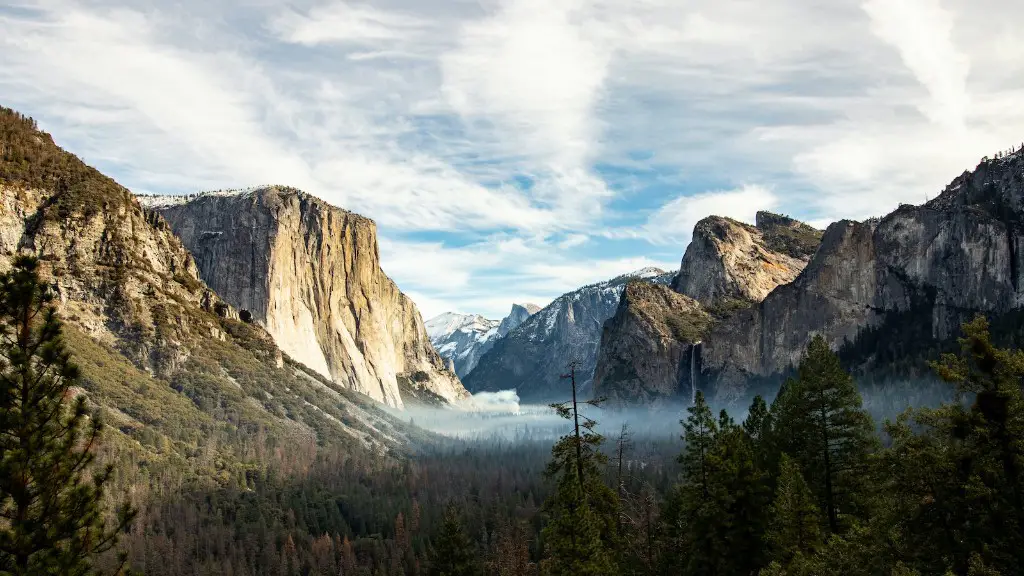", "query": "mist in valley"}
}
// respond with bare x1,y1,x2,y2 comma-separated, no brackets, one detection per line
397,376,960,449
